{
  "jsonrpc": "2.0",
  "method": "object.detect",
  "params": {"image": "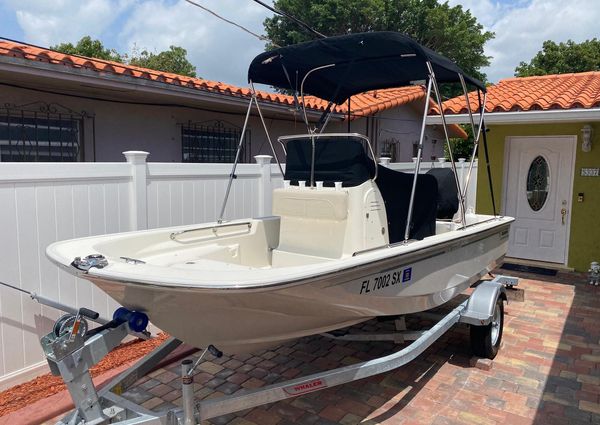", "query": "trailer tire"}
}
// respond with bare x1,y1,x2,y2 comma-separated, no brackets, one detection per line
470,298,504,359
